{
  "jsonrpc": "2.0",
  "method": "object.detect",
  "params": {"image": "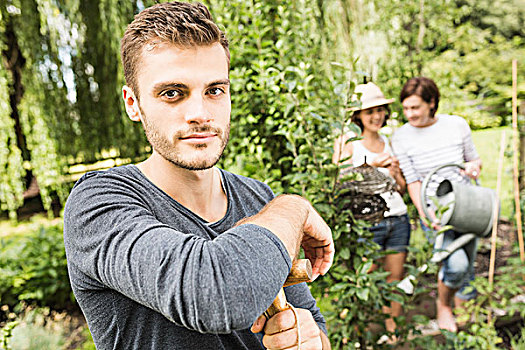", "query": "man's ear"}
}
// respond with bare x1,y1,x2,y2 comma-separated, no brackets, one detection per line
122,85,141,122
